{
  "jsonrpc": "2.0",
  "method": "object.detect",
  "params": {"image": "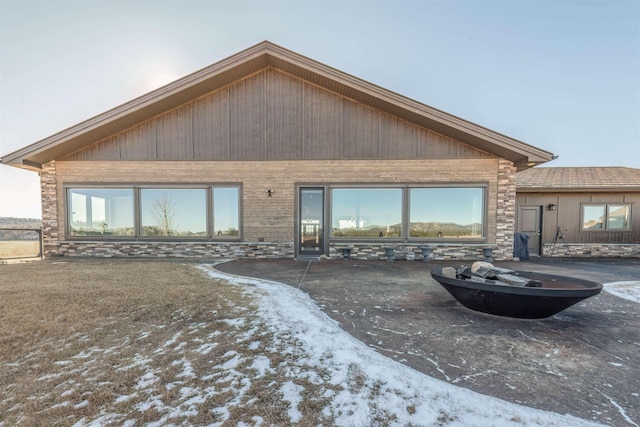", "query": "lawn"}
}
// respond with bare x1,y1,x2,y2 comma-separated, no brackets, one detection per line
0,260,335,426
0,240,40,259
1,259,605,426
